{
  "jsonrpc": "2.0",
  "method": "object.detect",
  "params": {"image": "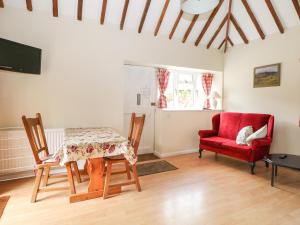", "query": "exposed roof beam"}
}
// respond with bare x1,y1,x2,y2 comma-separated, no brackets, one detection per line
52,0,58,17
138,0,151,33
77,0,83,20
26,0,32,11
224,0,233,53
154,0,170,36
230,14,249,44
207,14,227,49
195,0,224,46
0,0,4,8
182,15,199,43
265,0,284,33
100,0,107,25
169,10,183,39
292,0,300,20
228,37,234,46
120,0,130,30
218,39,226,49
241,0,265,39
